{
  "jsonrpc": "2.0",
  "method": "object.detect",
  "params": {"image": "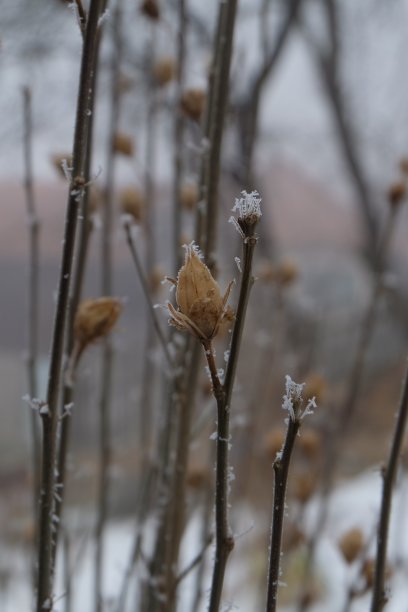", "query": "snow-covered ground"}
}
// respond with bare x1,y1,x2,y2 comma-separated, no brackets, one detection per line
2,469,408,611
